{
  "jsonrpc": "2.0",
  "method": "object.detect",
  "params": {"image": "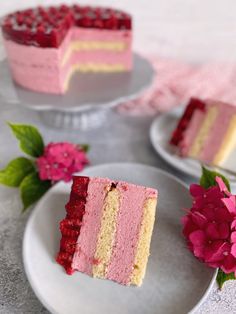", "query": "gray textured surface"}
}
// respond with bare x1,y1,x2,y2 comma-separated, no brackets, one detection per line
0,100,236,313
